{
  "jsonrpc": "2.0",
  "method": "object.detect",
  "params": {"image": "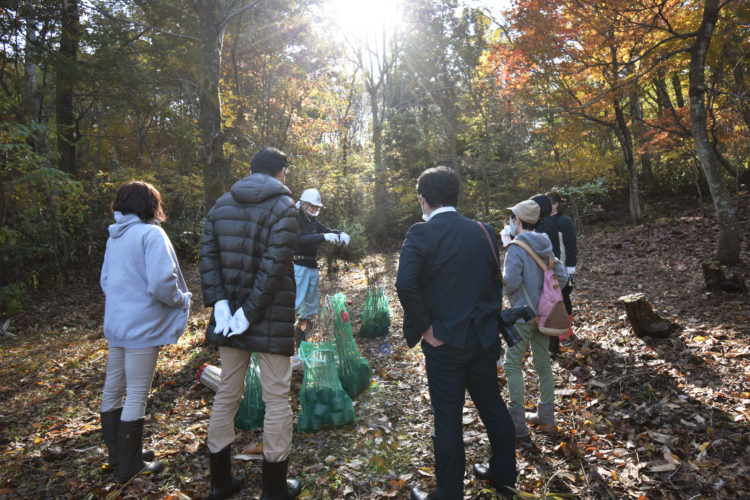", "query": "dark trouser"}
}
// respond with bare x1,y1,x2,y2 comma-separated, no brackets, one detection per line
550,281,573,354
422,339,516,499
562,281,573,314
